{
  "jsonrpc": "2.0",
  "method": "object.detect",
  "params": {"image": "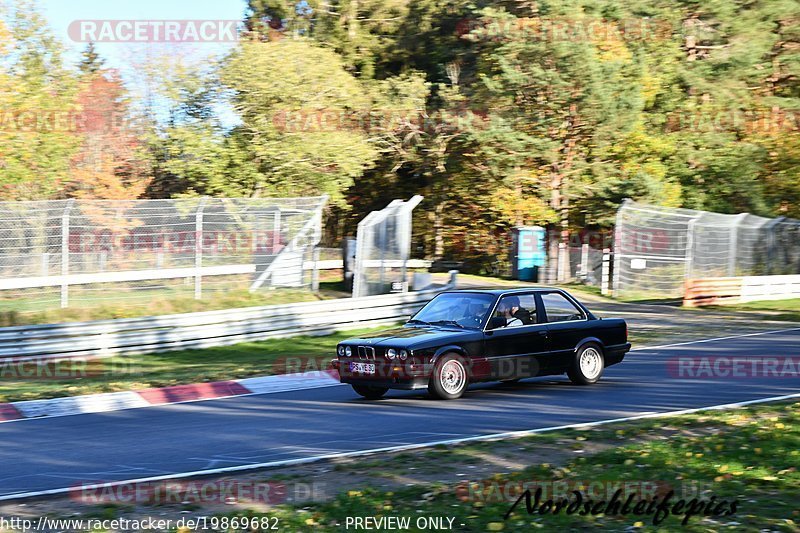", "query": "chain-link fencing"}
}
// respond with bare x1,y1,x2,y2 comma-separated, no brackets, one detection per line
613,199,800,299
0,196,327,315
352,196,423,298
